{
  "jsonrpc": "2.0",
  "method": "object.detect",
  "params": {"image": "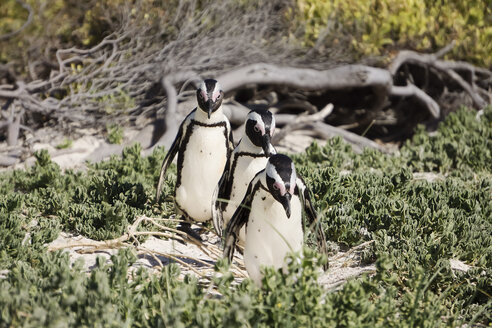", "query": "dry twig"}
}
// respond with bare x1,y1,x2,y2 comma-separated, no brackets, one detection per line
47,215,248,279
